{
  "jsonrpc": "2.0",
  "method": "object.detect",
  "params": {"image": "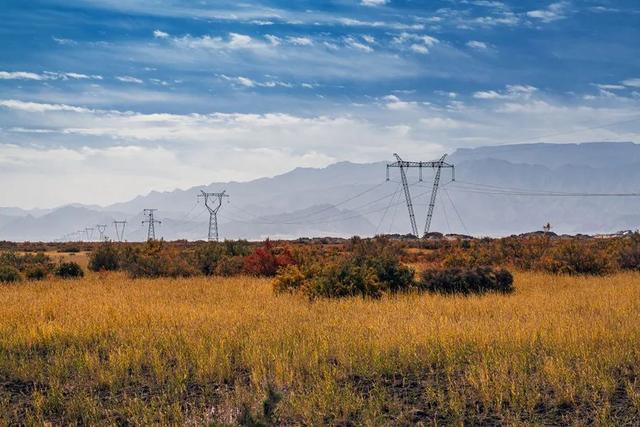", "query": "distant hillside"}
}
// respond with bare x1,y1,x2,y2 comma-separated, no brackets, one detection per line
2,142,639,241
